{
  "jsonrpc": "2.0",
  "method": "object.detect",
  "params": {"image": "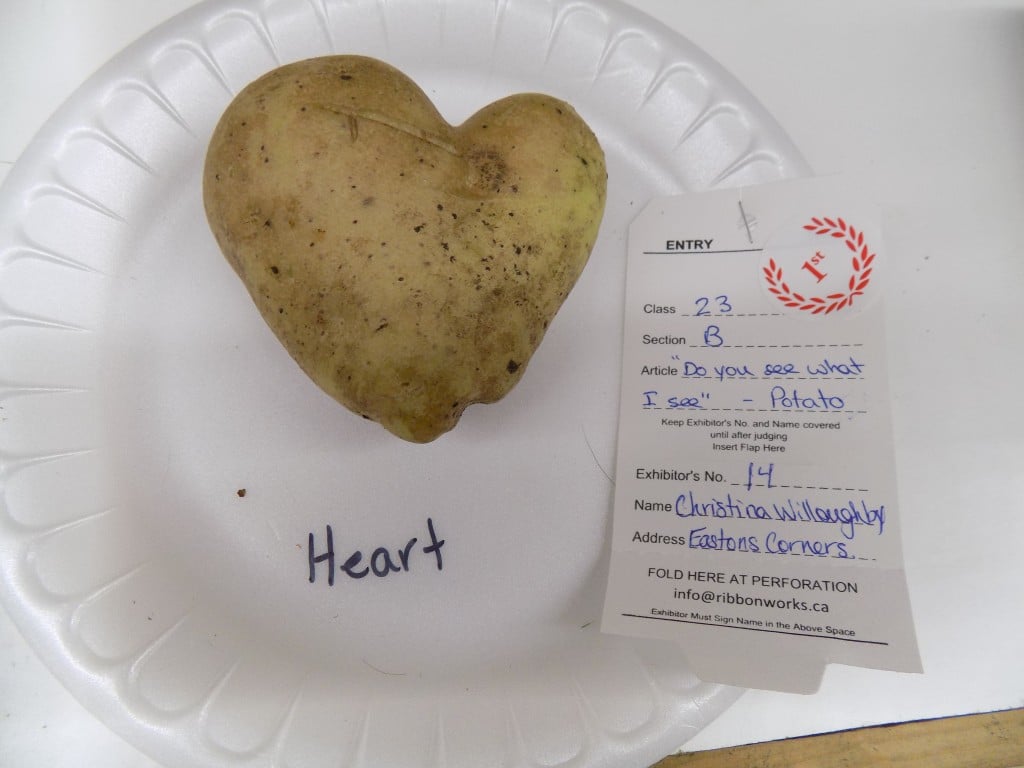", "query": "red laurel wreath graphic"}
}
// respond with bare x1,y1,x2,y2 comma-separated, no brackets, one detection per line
763,217,875,314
